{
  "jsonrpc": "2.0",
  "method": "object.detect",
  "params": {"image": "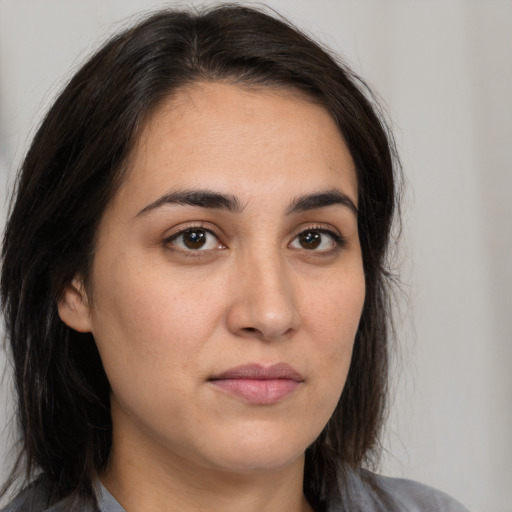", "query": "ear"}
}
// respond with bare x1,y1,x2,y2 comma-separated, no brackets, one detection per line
58,277,93,333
